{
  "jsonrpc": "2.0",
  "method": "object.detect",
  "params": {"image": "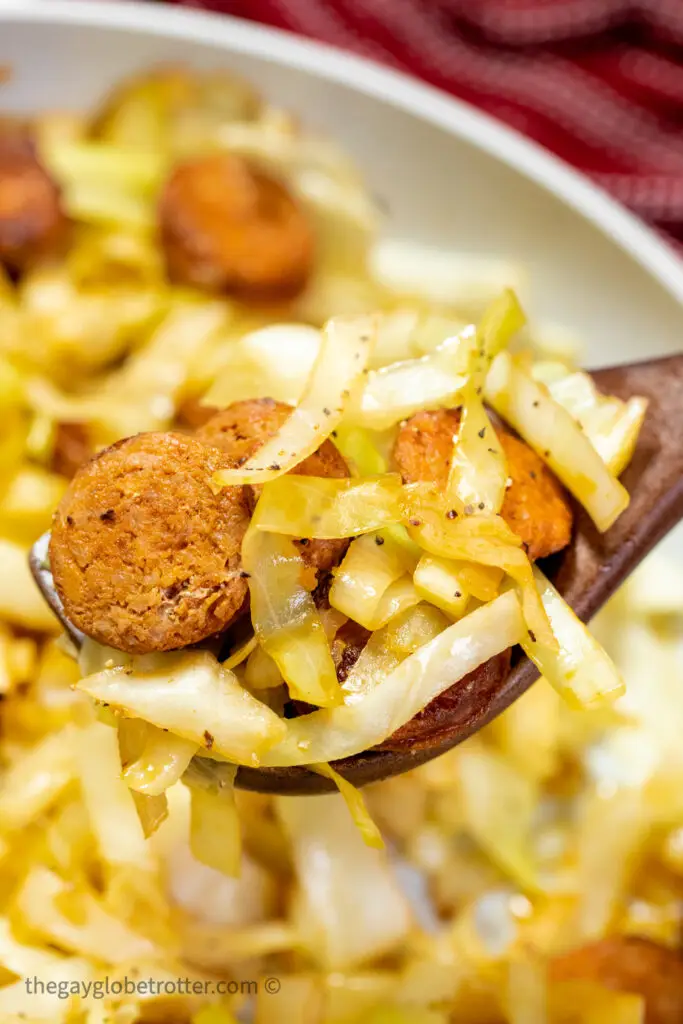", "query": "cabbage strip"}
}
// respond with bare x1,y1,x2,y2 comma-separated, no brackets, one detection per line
212,314,376,487
259,591,524,767
242,528,341,708
486,352,630,531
